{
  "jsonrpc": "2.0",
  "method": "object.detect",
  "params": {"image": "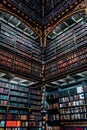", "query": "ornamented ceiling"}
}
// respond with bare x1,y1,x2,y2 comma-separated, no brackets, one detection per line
0,0,82,26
